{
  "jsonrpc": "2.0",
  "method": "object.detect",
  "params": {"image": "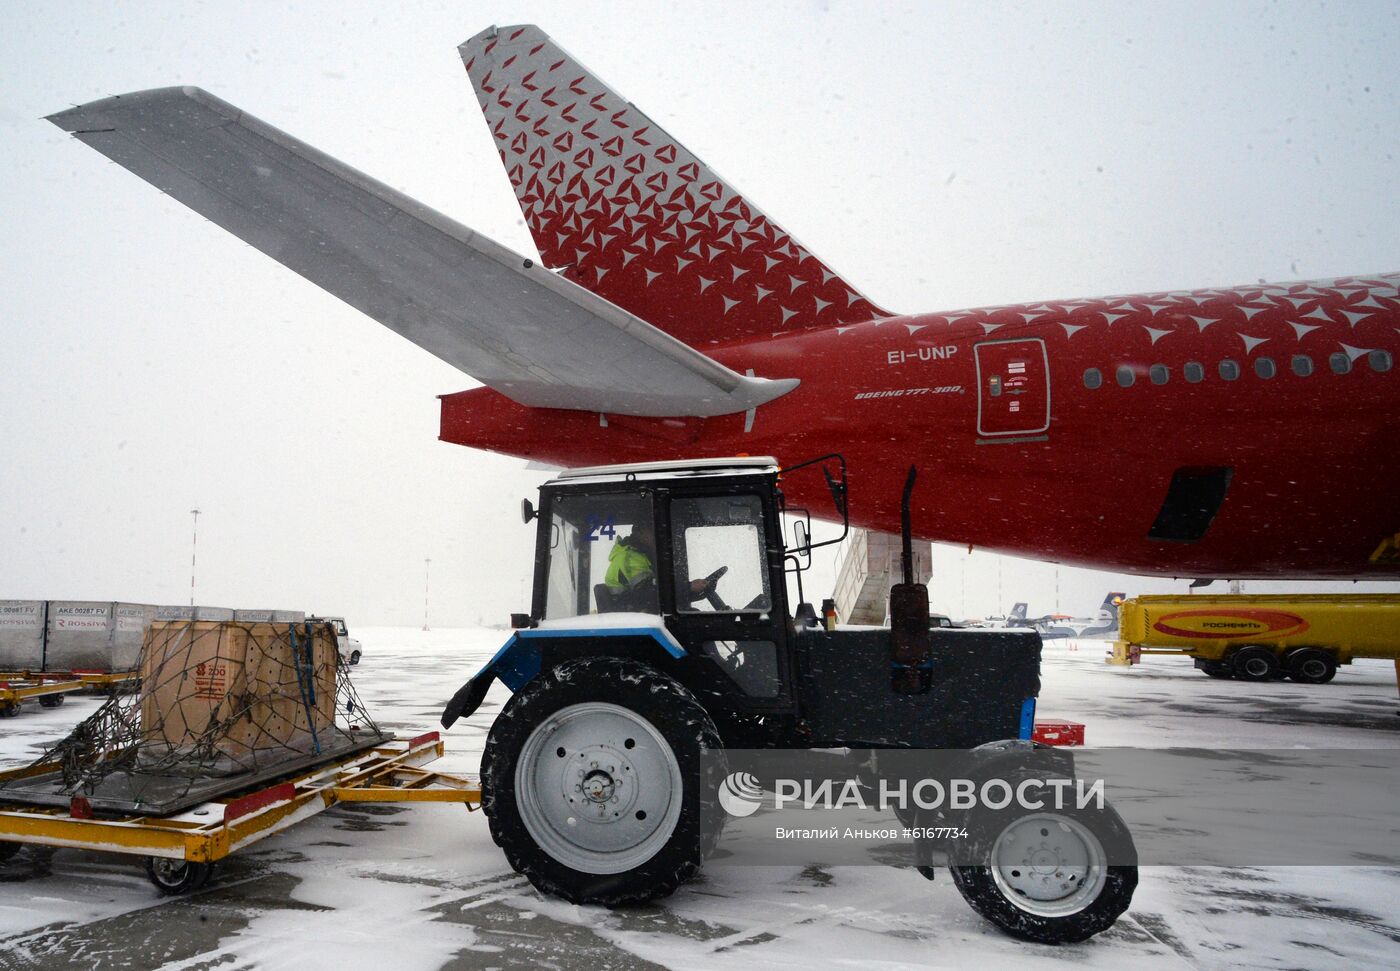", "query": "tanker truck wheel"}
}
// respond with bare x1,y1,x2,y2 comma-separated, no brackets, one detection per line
480,656,725,906
951,779,1137,944
1284,648,1337,685
1196,659,1233,679
1231,646,1281,682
